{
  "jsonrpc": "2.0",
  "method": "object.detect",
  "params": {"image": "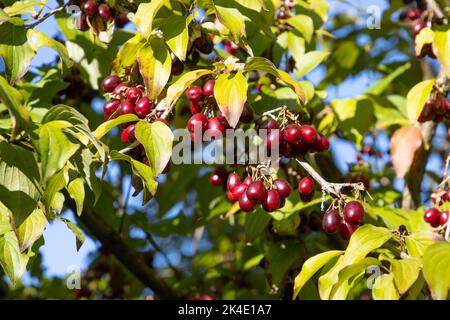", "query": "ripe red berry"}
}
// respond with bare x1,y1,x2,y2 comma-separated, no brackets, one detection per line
135,97,153,118
231,184,248,202
431,192,445,206
283,124,302,144
186,86,203,101
412,20,426,35
209,173,224,186
266,129,282,150
115,13,129,28
424,208,441,227
273,179,291,198
313,134,330,152
202,80,215,96
239,103,254,123
82,0,97,16
113,83,129,96
171,60,184,76
101,75,121,92
217,115,230,129
121,124,136,143
343,201,365,225
322,210,341,233
339,220,358,240
227,172,241,191
206,117,225,139
188,113,208,132
439,211,449,226
77,14,89,31
189,100,203,114
239,191,256,212
406,7,421,20
126,87,142,103
247,181,266,202
277,10,290,19
262,189,281,212
103,99,120,115
98,4,111,21
119,100,135,115
258,118,278,132
243,176,253,186
298,177,314,195
300,125,317,144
